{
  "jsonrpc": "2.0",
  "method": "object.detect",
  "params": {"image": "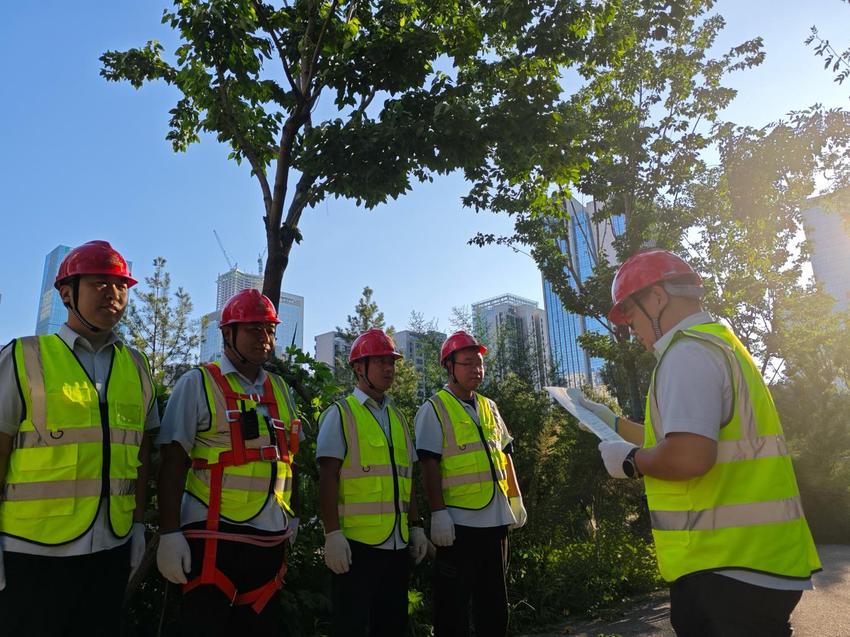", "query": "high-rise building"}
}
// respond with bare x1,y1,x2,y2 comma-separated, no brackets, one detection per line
395,330,446,371
216,269,264,311
472,293,549,388
315,330,350,371
199,310,223,363
542,200,624,387
804,198,850,310
199,267,304,362
35,245,71,335
276,292,305,354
